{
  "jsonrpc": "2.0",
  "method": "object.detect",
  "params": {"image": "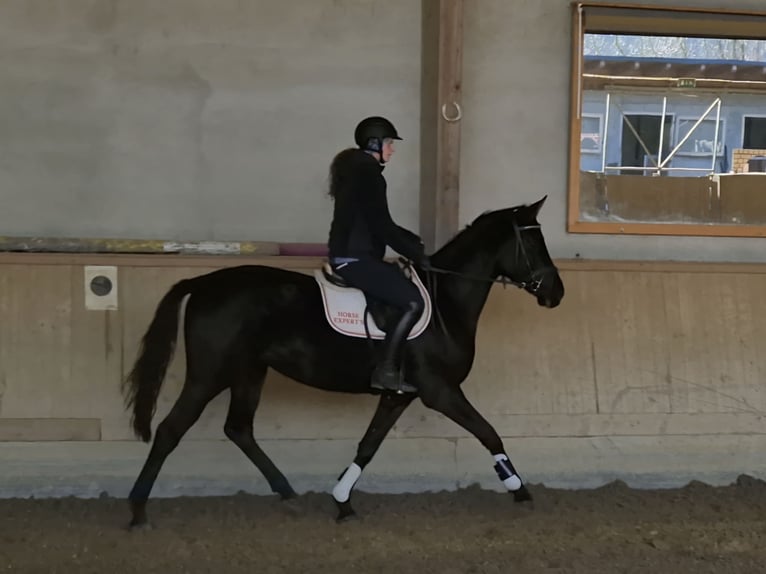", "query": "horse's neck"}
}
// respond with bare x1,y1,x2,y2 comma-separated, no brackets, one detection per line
431,242,498,337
